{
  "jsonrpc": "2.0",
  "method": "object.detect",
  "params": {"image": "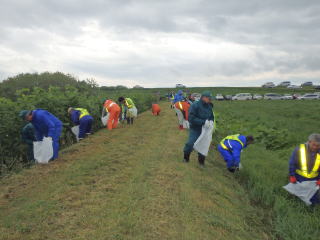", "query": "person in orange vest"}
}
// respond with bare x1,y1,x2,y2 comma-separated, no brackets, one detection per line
174,100,190,130
102,99,121,130
152,103,161,116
